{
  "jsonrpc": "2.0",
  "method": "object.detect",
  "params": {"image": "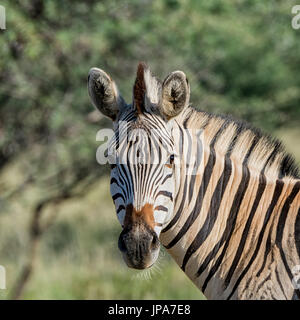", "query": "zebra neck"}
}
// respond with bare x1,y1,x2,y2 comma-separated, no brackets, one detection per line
161,152,299,299
160,108,300,299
